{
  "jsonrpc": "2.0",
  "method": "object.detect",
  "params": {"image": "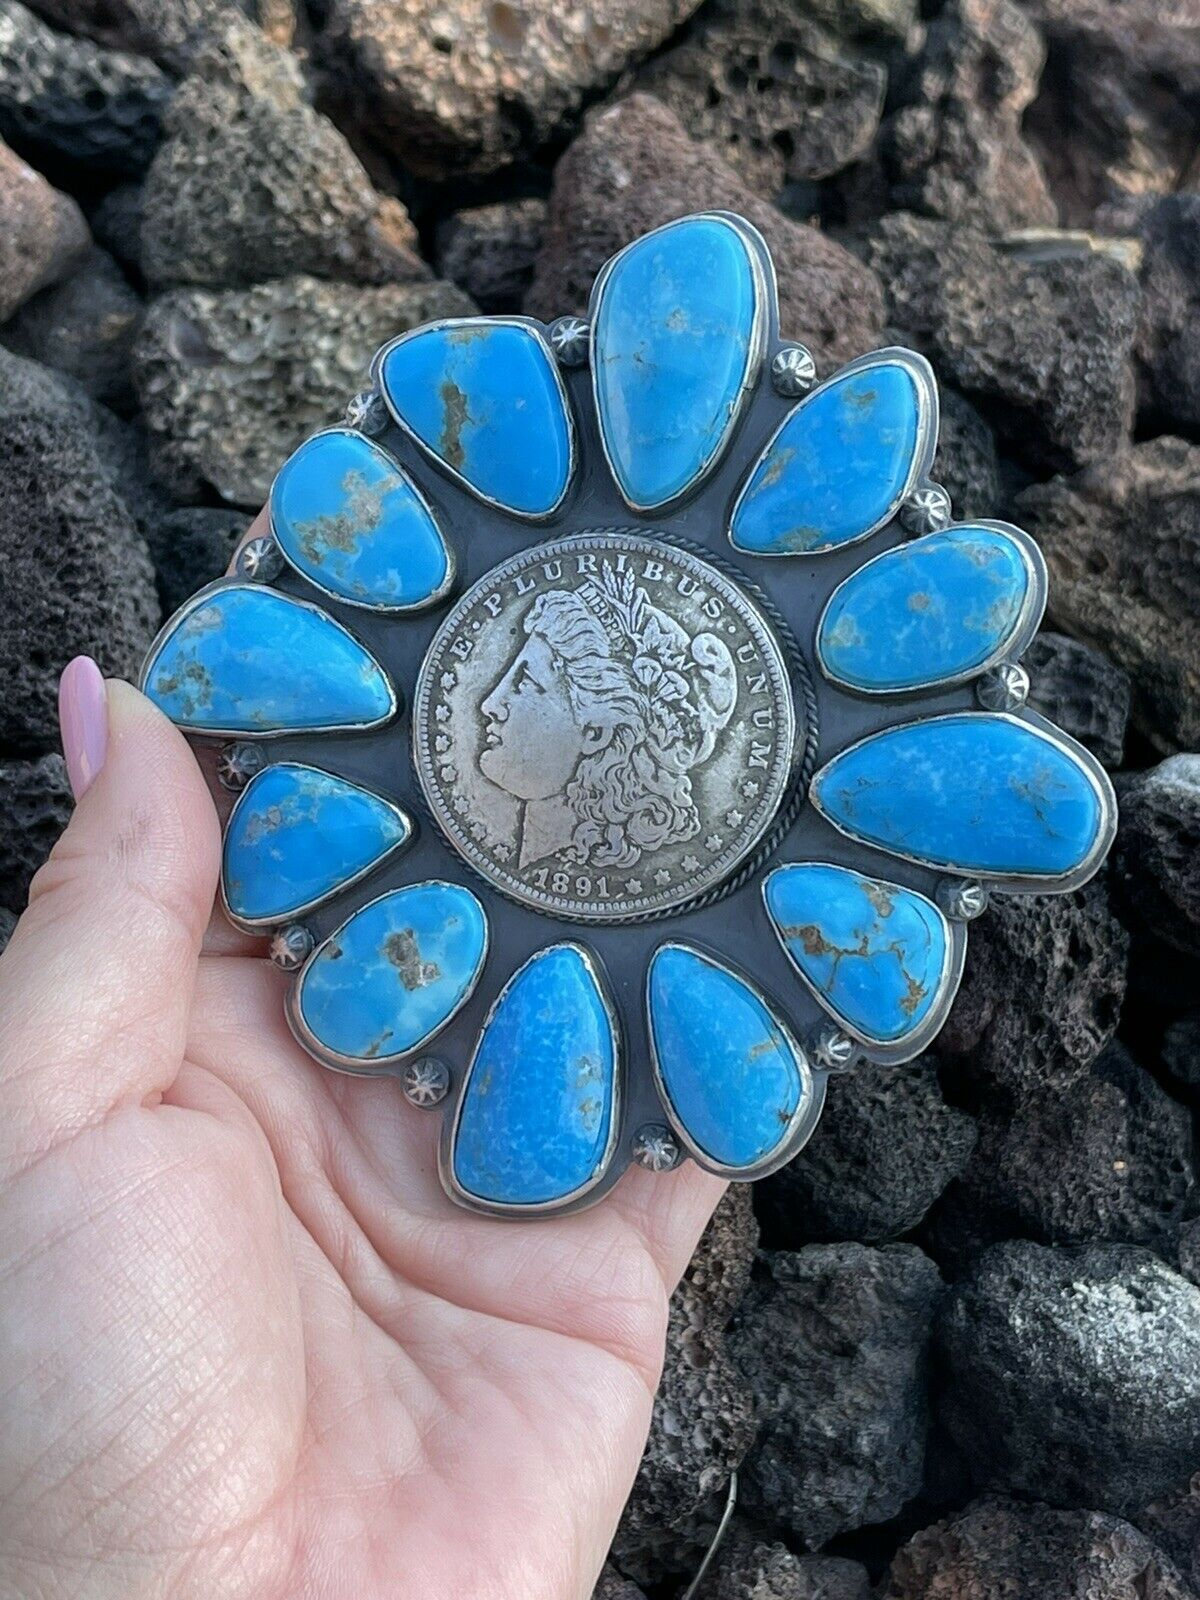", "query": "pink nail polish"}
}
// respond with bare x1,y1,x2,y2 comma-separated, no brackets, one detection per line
58,656,108,800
